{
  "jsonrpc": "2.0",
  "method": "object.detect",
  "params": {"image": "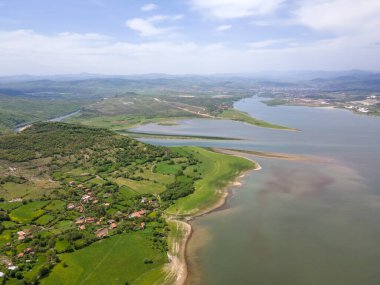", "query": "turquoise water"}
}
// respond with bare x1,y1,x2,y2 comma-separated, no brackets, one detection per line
134,97,380,285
